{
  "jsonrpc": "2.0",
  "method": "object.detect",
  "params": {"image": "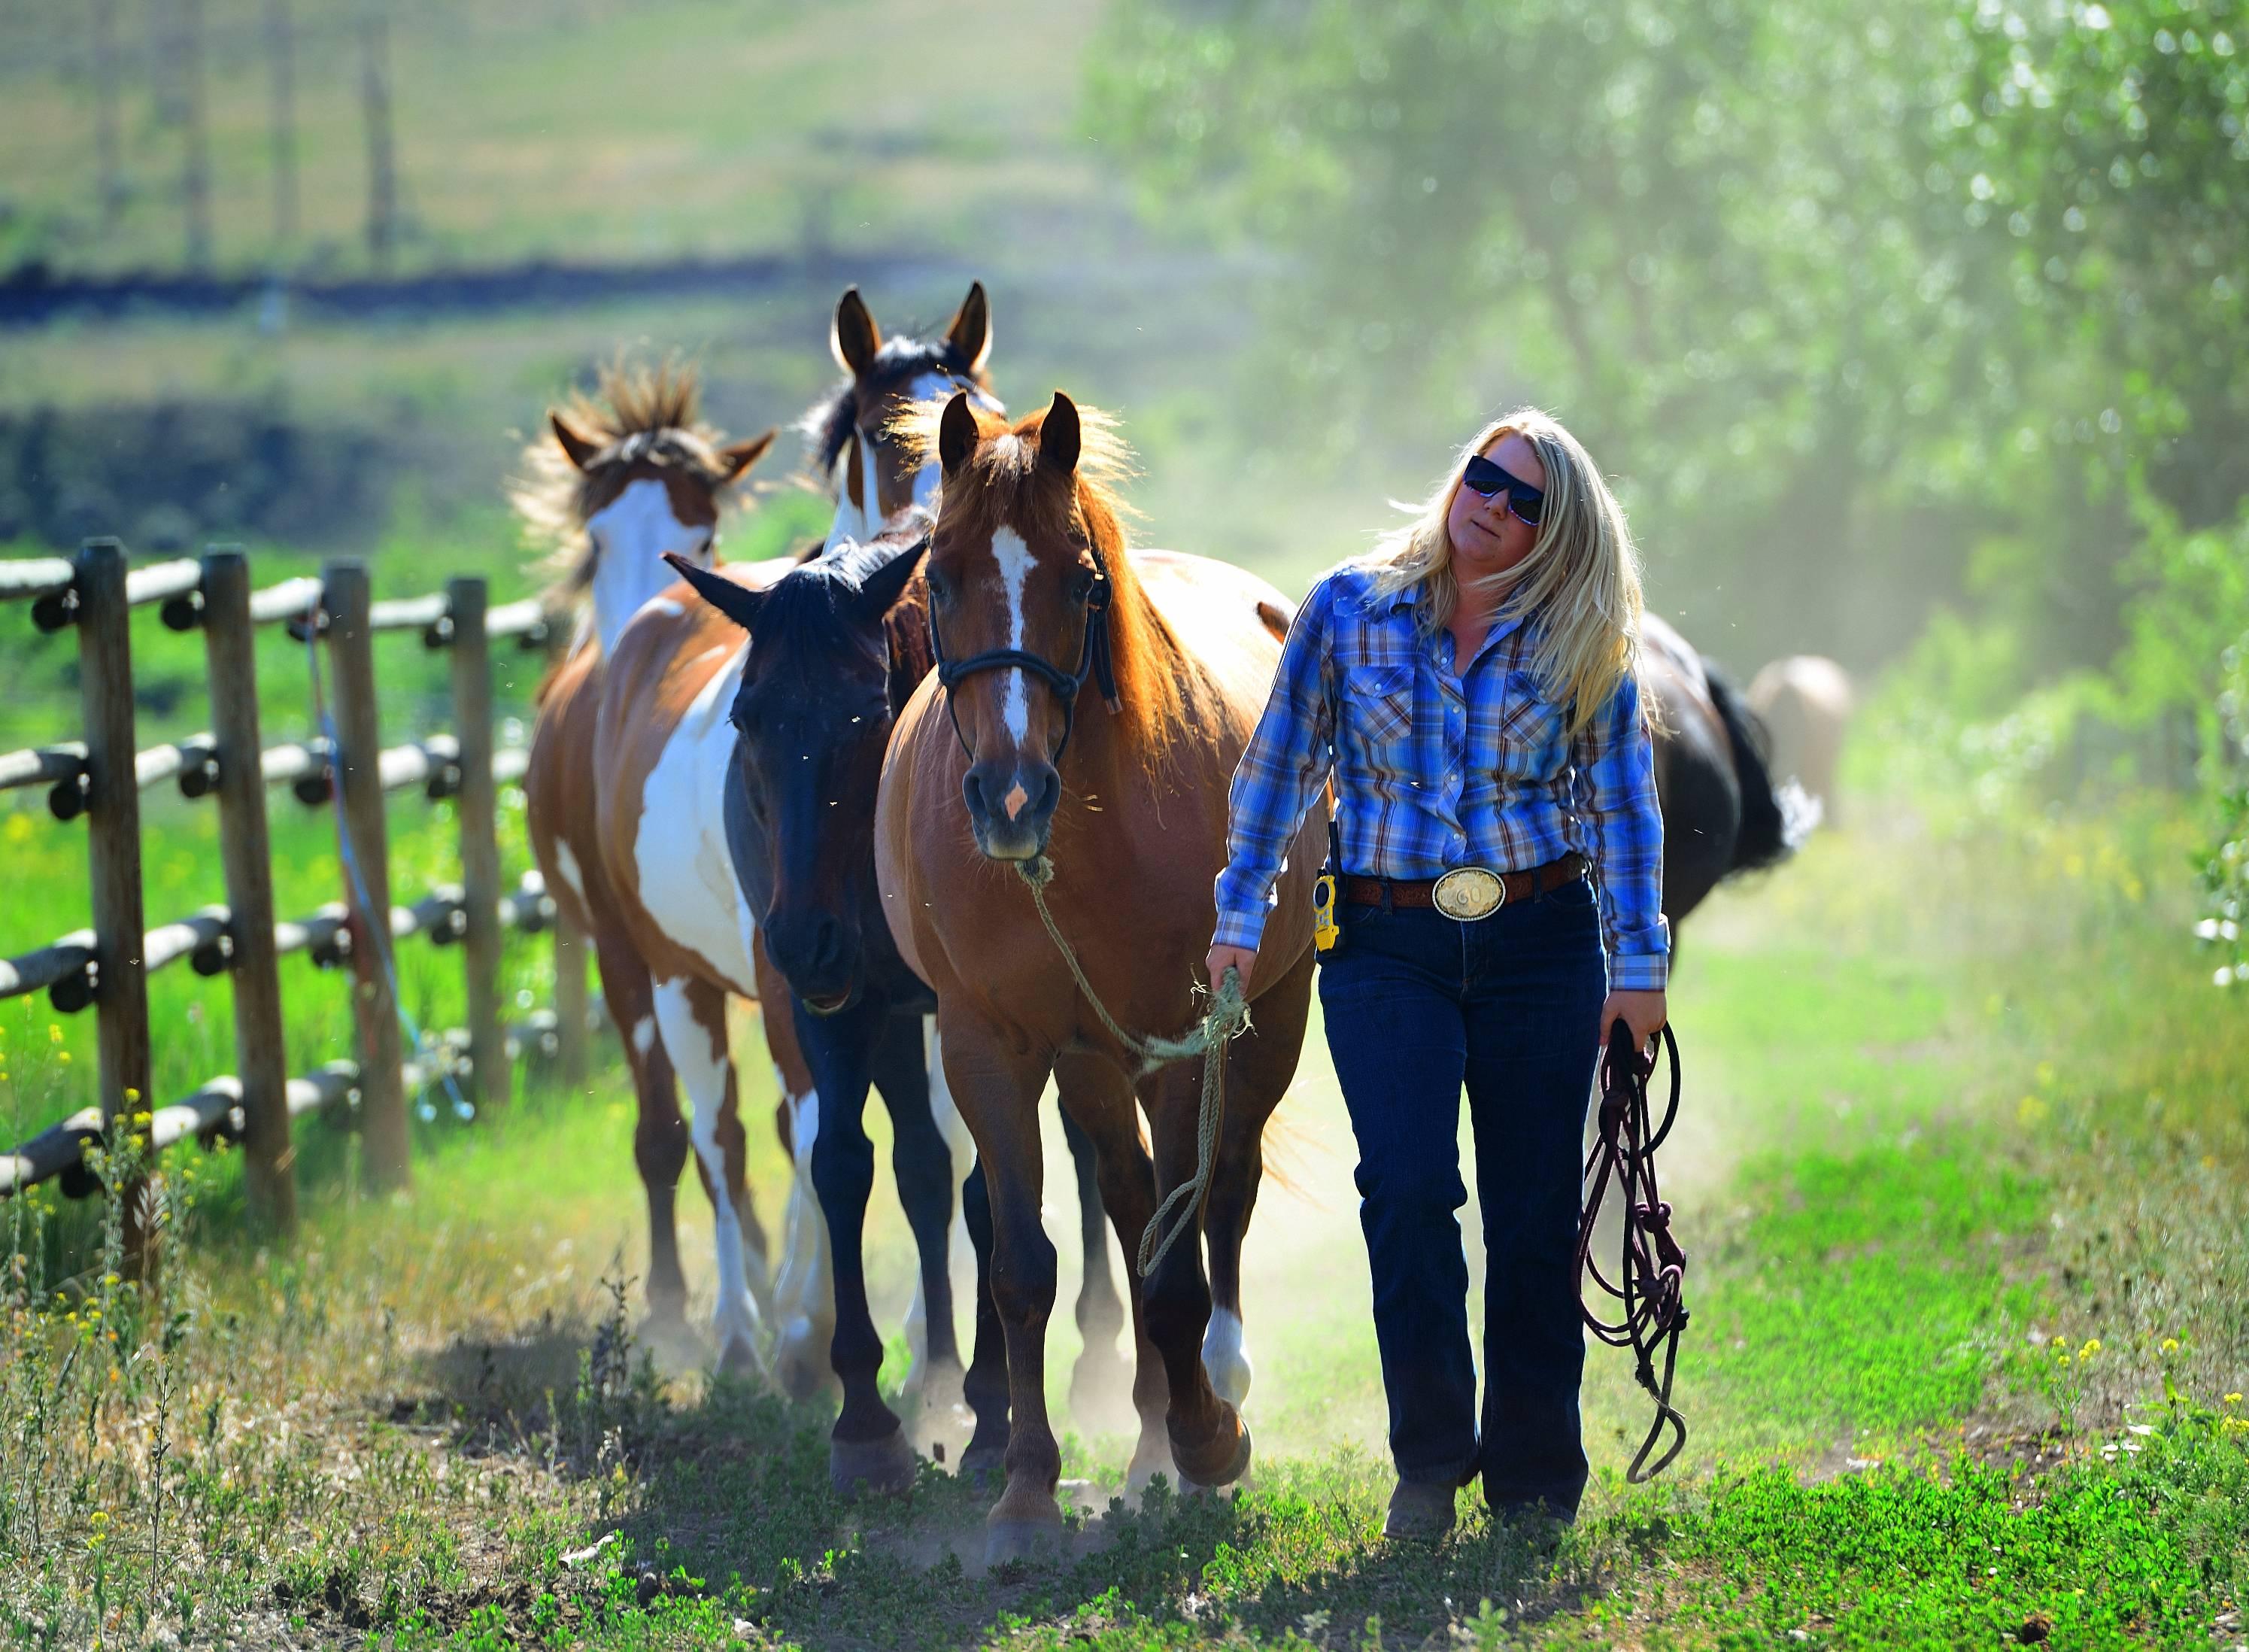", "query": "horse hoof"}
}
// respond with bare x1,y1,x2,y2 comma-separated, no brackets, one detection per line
958,1442,1006,1487
829,1427,918,1499
1125,1432,1176,1496
984,1514,1064,1568
774,1319,833,1402
1176,1414,1252,1491
1067,1354,1138,1438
